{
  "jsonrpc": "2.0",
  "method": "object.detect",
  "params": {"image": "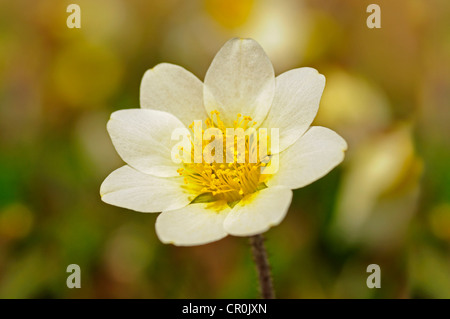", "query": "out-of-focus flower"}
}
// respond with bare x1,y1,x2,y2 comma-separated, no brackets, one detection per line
161,0,311,74
234,0,311,71
315,69,391,148
100,38,346,246
330,124,422,250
